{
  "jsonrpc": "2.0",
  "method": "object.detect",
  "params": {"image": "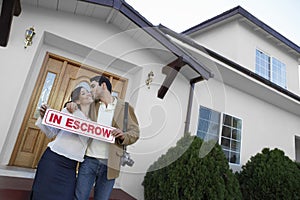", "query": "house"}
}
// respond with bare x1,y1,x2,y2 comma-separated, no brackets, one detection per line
179,6,300,169
0,0,299,199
